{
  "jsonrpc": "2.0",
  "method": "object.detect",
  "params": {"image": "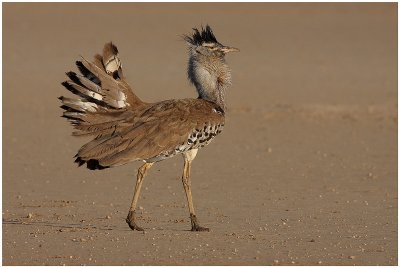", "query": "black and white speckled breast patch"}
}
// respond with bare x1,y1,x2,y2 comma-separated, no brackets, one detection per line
146,123,224,162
